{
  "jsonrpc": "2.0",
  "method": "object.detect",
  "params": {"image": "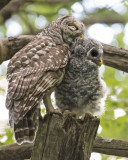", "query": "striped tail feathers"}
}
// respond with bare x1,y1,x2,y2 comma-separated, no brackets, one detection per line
14,106,40,145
